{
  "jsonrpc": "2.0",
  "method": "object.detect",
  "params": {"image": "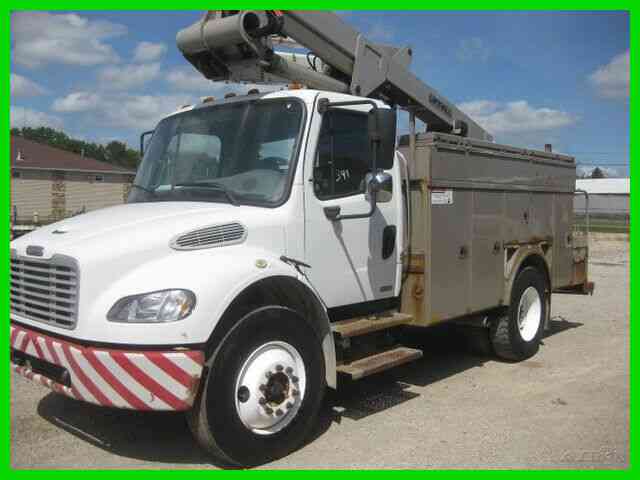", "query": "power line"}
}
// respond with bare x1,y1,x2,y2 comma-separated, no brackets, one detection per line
576,163,629,166
565,151,629,154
